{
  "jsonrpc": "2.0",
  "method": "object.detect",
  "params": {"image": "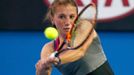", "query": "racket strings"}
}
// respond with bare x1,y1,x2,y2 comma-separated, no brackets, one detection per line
66,3,95,45
55,2,97,57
